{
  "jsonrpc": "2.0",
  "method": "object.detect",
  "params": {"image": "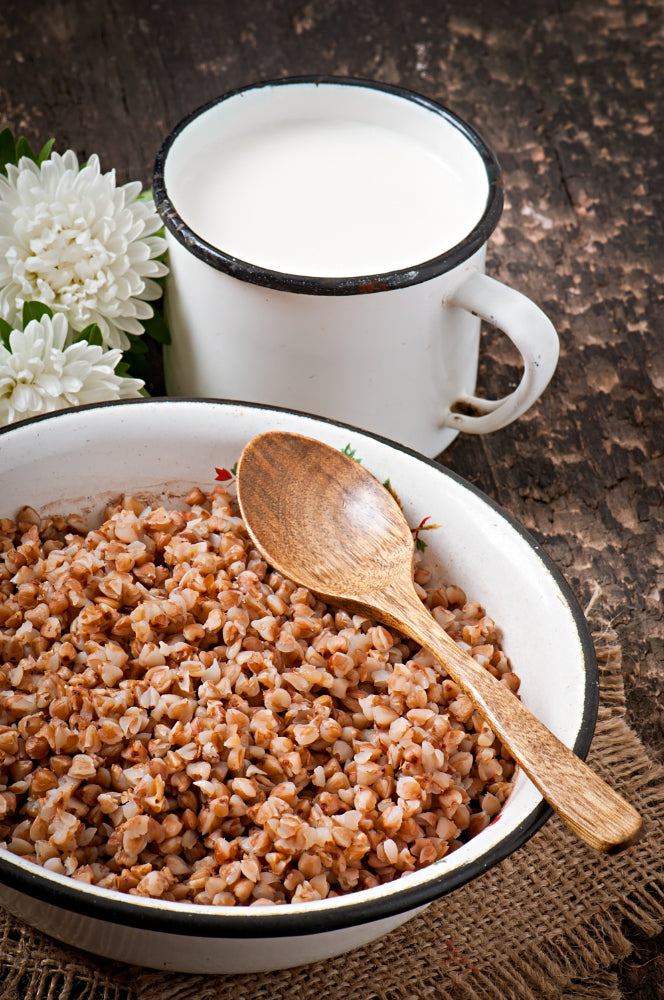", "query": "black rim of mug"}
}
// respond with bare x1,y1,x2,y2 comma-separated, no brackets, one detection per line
152,76,504,296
